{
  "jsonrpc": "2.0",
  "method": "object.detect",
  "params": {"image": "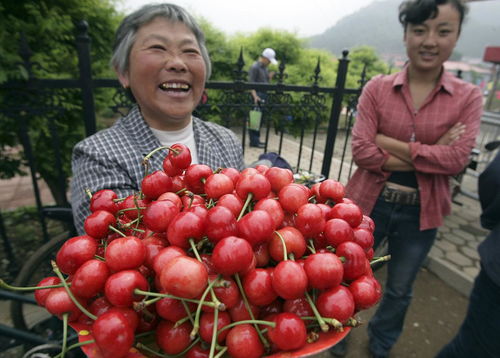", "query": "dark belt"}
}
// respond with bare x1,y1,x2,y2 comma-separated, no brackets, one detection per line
380,185,420,206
